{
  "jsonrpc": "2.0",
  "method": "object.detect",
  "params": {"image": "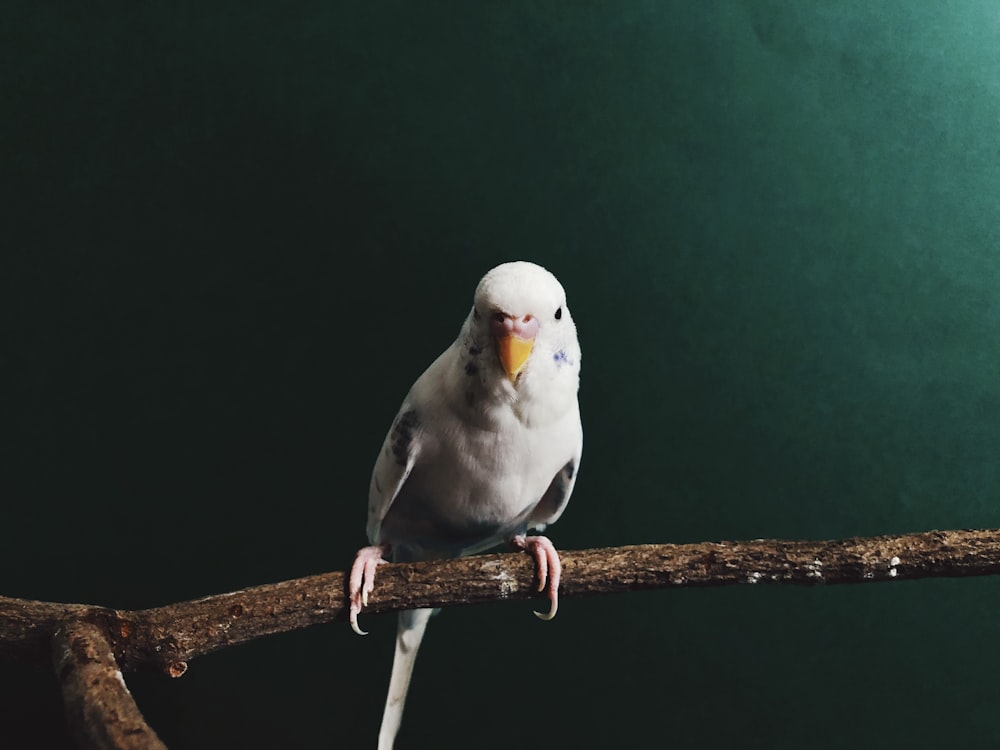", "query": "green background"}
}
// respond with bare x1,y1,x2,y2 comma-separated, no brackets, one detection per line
5,2,1000,747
